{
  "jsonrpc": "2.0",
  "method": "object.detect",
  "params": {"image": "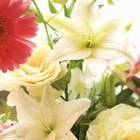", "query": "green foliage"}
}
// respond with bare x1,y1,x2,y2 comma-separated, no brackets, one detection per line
116,88,140,107
51,68,71,91
48,0,58,13
72,90,107,140
89,71,116,107
69,59,83,70
66,0,76,17
0,99,16,123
